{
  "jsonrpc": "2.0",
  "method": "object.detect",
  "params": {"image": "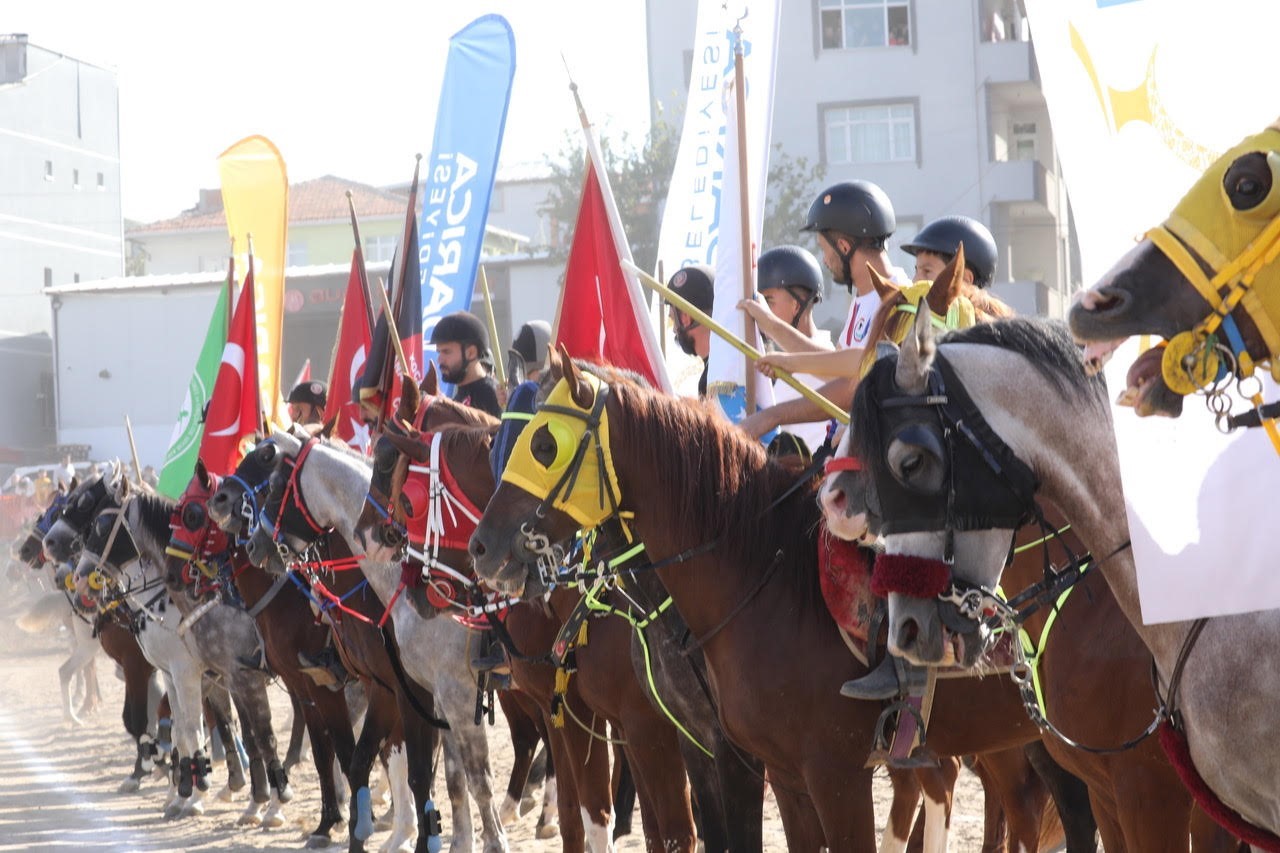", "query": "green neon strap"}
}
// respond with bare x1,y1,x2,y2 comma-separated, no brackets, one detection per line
1015,560,1091,718
894,302,949,331
1012,525,1072,556
583,576,712,757
500,411,534,422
